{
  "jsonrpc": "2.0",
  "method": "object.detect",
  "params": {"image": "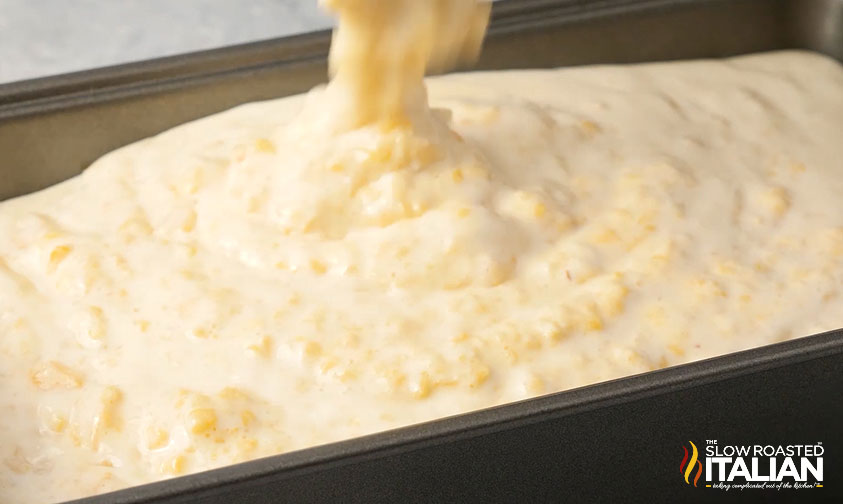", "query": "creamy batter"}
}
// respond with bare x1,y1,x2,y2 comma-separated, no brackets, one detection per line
1,1,843,502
